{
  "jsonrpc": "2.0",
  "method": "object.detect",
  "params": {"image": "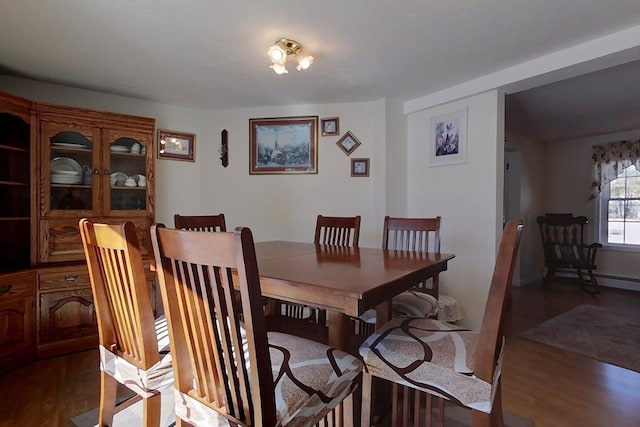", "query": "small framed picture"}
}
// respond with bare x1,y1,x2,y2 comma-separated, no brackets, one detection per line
336,130,362,156
351,158,369,177
157,129,196,162
321,117,340,136
429,107,467,166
